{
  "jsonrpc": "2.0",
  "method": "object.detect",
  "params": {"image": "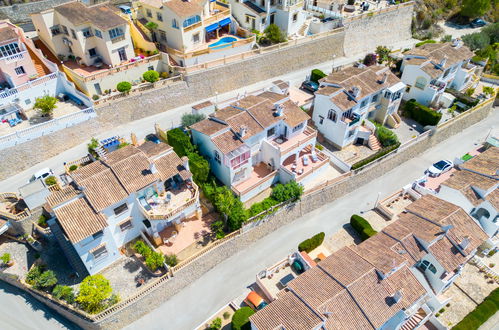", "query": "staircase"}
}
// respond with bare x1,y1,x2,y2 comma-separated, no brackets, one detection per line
400,310,426,330
298,17,312,36
368,134,381,151
26,46,51,77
